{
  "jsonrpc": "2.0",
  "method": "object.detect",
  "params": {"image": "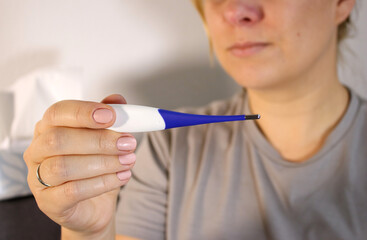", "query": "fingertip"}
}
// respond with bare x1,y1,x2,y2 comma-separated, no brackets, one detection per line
97,94,126,128
92,108,114,124
101,94,127,104
117,170,132,181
